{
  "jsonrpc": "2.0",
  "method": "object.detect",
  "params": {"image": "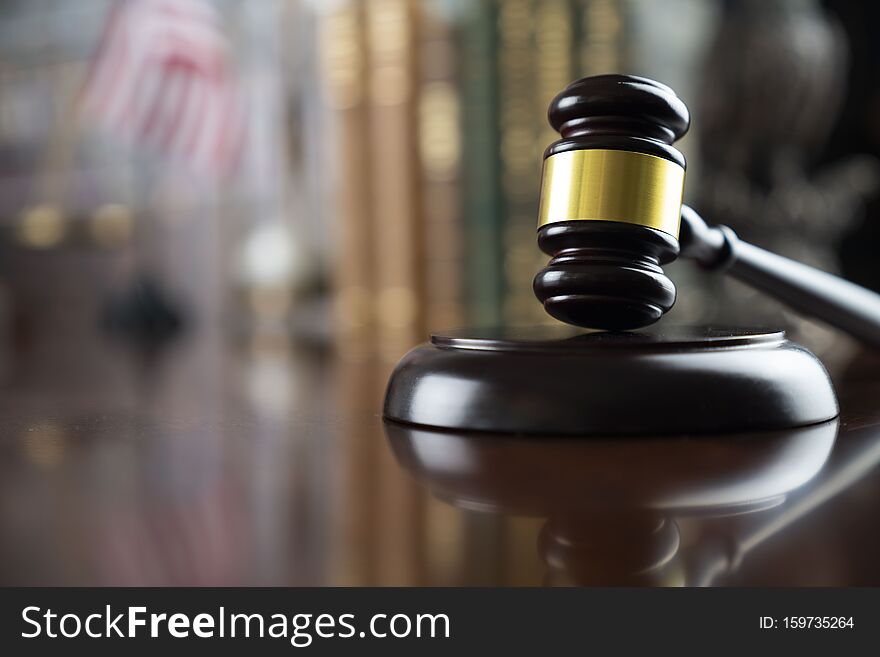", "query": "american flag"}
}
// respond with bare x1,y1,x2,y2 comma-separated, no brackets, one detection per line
81,0,246,179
